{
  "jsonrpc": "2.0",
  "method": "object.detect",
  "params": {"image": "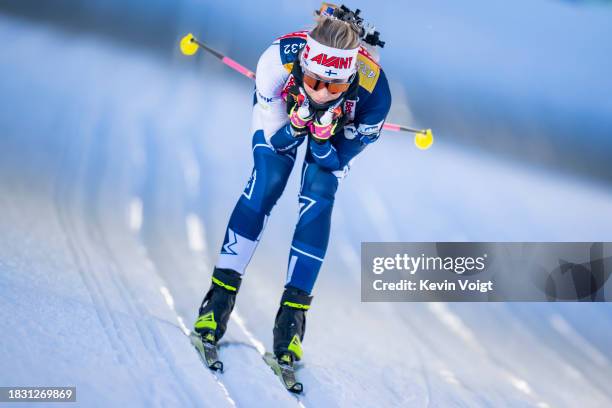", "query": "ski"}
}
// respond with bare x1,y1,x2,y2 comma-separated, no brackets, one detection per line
190,331,224,372
263,352,303,394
